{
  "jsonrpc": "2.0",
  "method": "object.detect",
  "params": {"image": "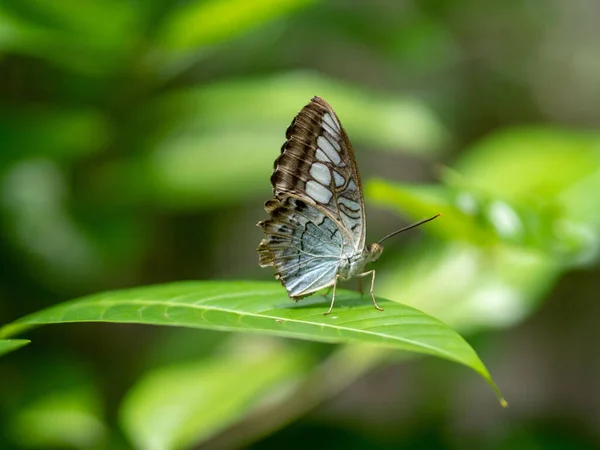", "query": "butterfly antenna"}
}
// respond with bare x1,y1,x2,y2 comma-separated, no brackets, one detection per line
377,214,441,245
